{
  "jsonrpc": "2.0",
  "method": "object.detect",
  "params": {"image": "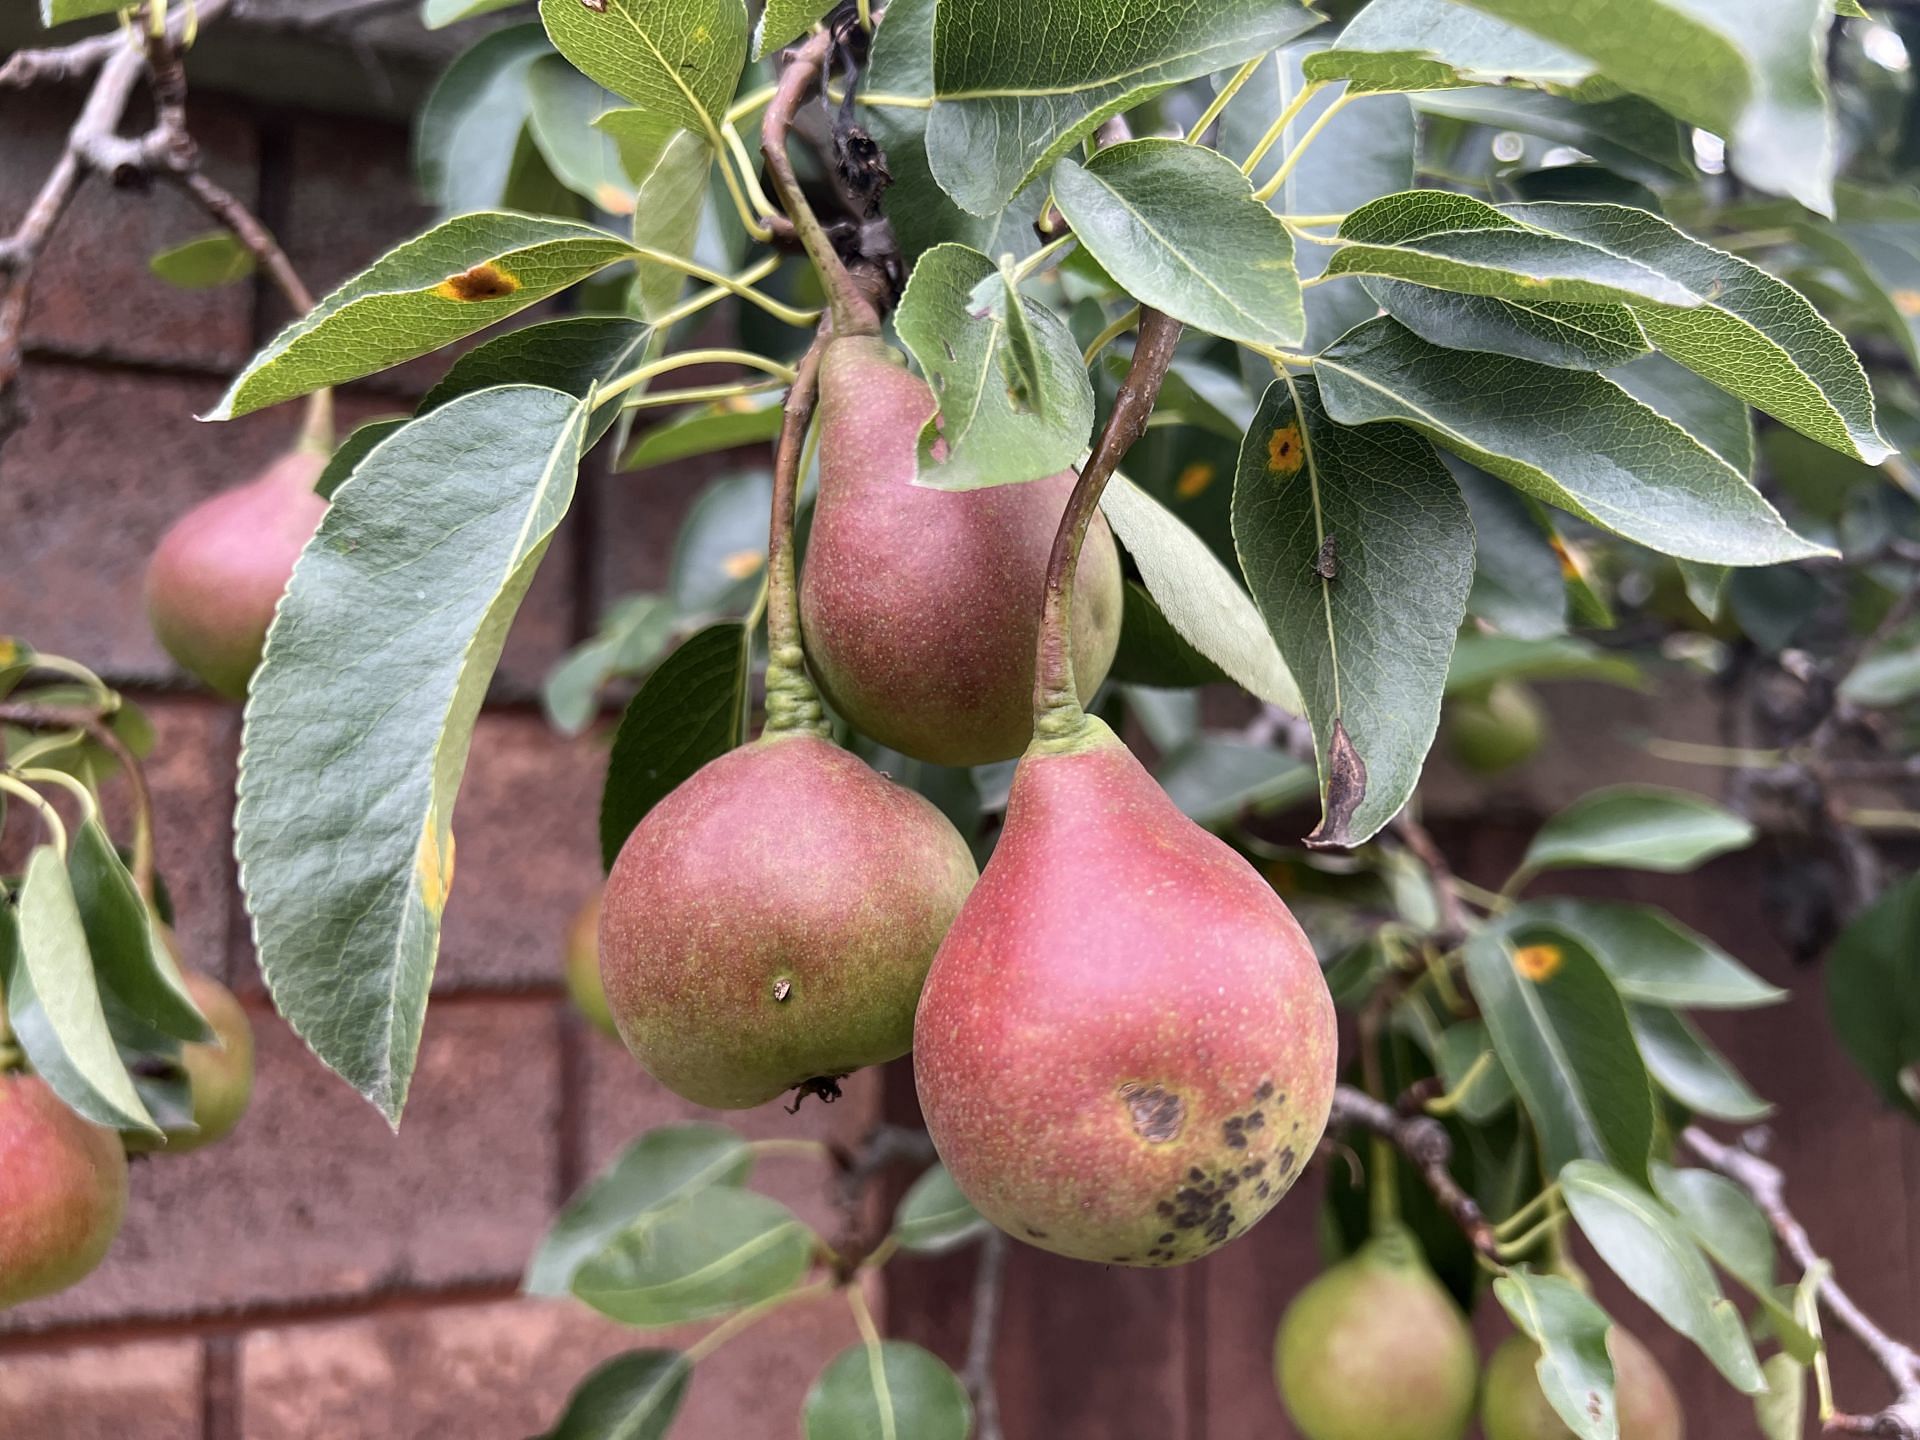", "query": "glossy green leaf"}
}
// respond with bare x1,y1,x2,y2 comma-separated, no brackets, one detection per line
543,595,678,736
149,232,257,290
1491,1269,1617,1440
621,393,786,472
1052,140,1302,349
415,26,552,217
1315,318,1825,566
528,1123,753,1295
1466,922,1655,1184
1630,1005,1770,1122
1560,1160,1767,1393
315,418,408,502
670,471,771,617
1445,634,1641,696
924,0,1319,215
1516,898,1784,1010
1801,218,1920,370
894,1164,989,1254
1841,644,1920,708
599,622,750,871
895,244,1094,491
67,818,210,1046
573,1186,814,1326
1157,739,1316,827
6,847,156,1132
1826,873,1920,1119
1609,352,1753,475
238,387,590,1123
1452,0,1835,213
1518,786,1756,881
537,1350,691,1440
803,1341,972,1440
526,55,634,215
1652,1163,1820,1363
422,0,523,27
1233,375,1472,846
1367,279,1649,372
1414,89,1692,186
1306,0,1591,93
1100,474,1301,714
595,110,714,320
421,314,654,445
1508,202,1890,464
537,0,746,143
754,0,834,58
1455,464,1568,639
1110,581,1227,689
209,214,641,420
